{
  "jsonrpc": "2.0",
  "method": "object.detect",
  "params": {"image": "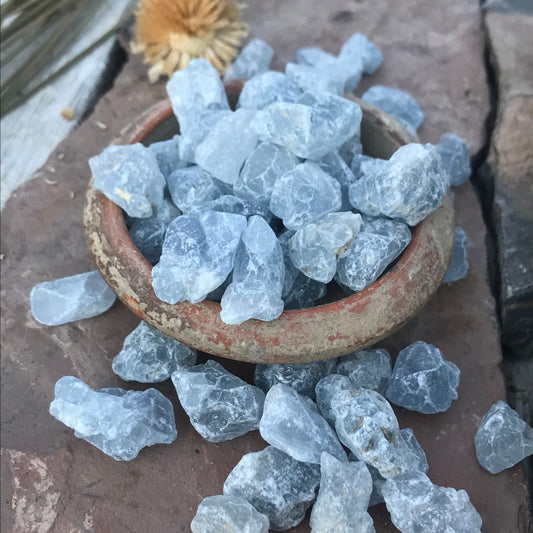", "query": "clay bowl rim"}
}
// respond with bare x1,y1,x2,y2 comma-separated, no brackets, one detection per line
83,81,455,364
